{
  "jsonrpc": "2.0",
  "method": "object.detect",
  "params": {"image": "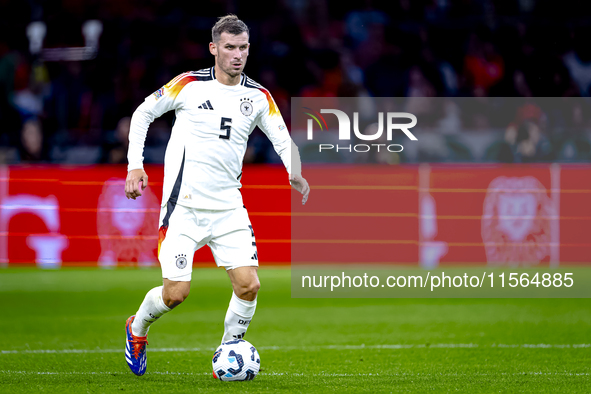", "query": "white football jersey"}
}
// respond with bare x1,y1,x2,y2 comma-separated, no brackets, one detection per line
128,67,301,210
